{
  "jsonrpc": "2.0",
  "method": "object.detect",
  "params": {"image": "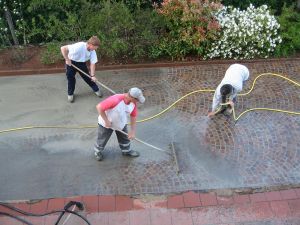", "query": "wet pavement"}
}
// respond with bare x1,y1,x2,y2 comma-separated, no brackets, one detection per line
0,59,299,201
